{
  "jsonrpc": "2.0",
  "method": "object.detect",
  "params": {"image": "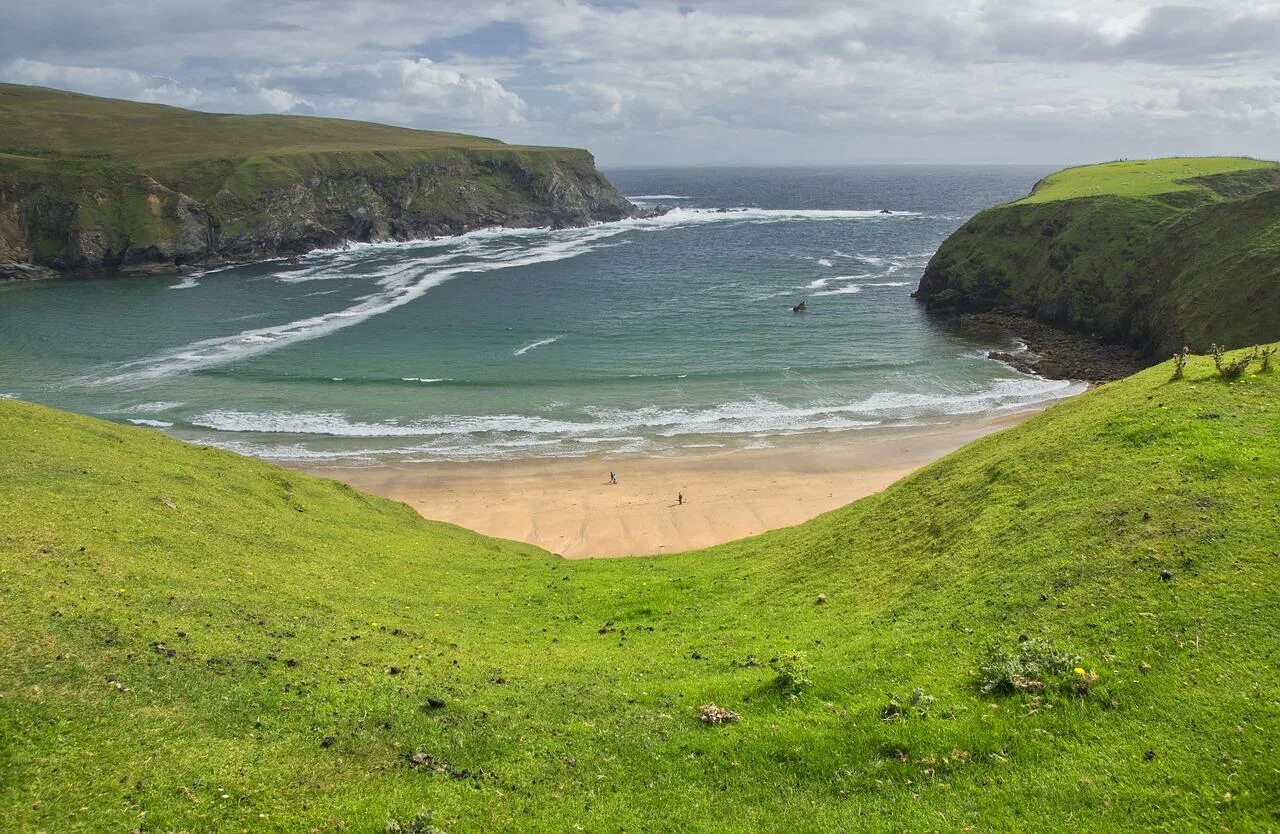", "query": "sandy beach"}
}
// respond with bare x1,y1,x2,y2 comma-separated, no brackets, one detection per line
298,409,1041,558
